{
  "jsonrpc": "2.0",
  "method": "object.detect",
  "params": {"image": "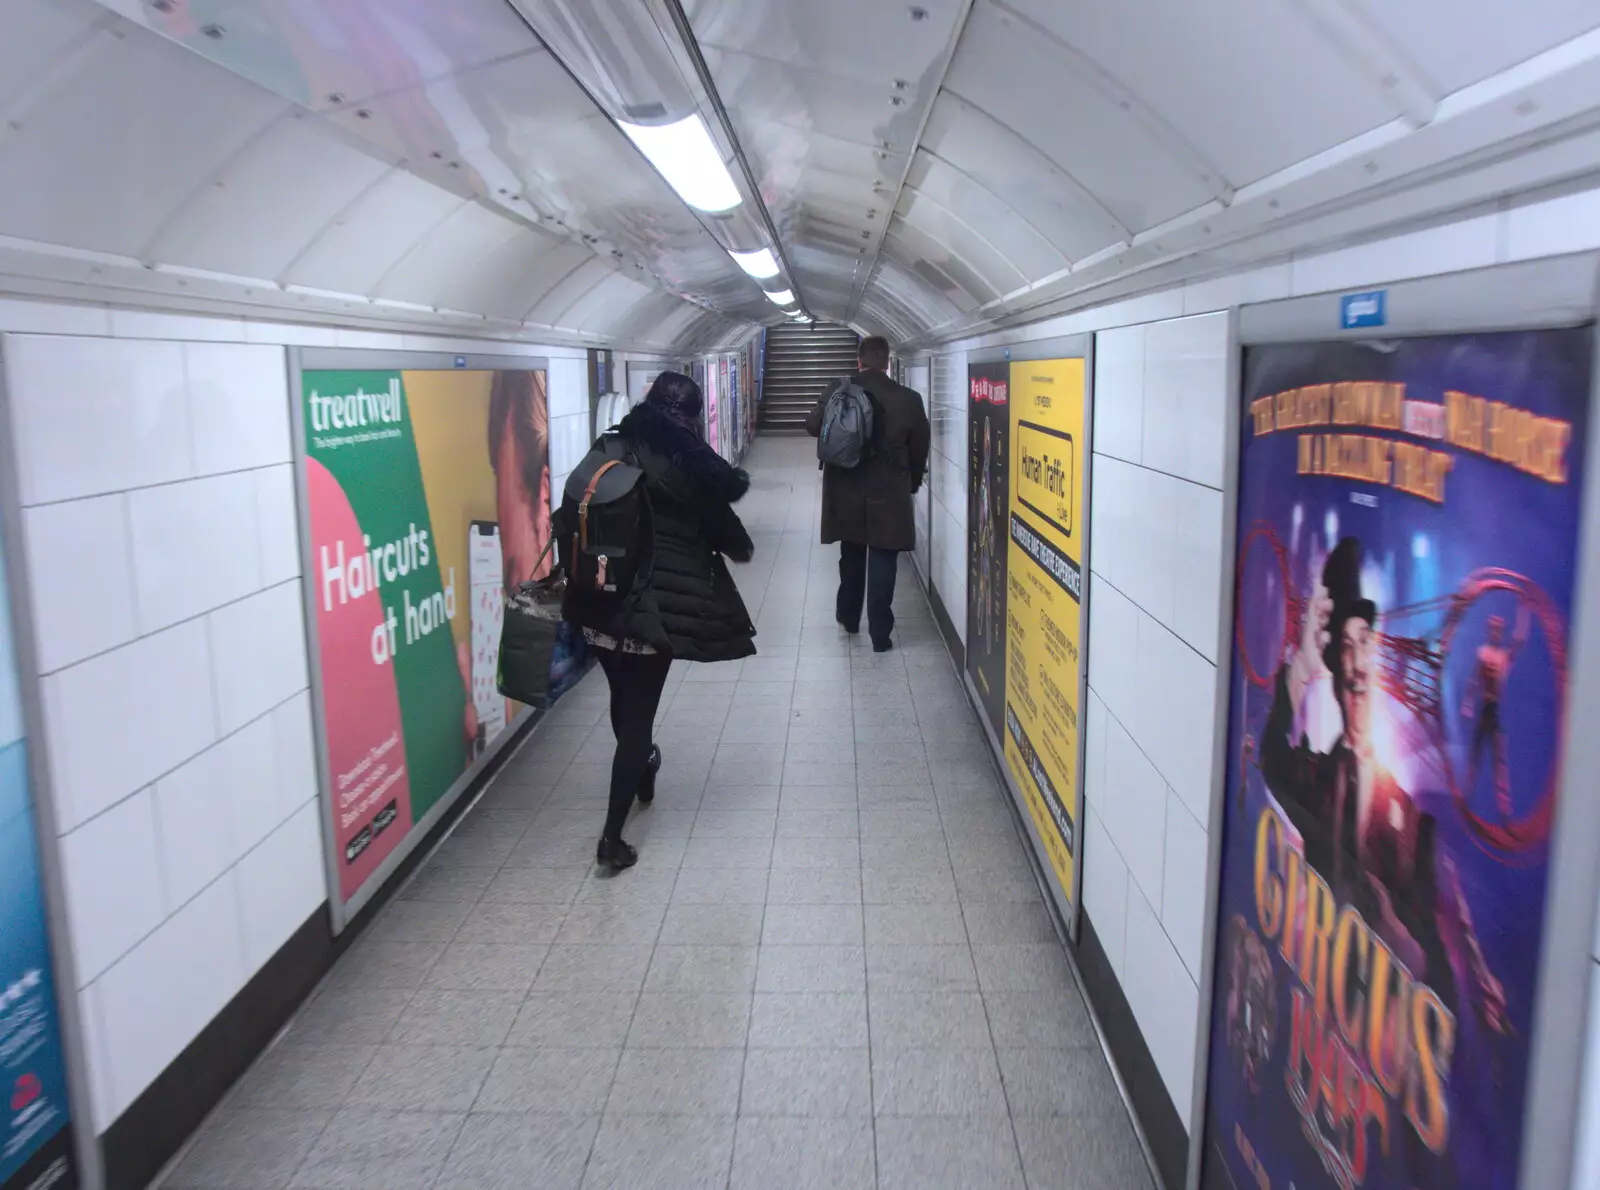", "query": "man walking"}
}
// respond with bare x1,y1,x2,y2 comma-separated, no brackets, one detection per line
805,336,931,652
